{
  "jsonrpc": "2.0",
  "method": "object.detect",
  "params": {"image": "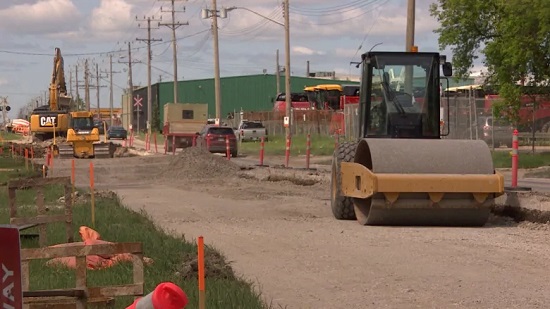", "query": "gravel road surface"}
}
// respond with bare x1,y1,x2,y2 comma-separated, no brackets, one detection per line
43,148,550,309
